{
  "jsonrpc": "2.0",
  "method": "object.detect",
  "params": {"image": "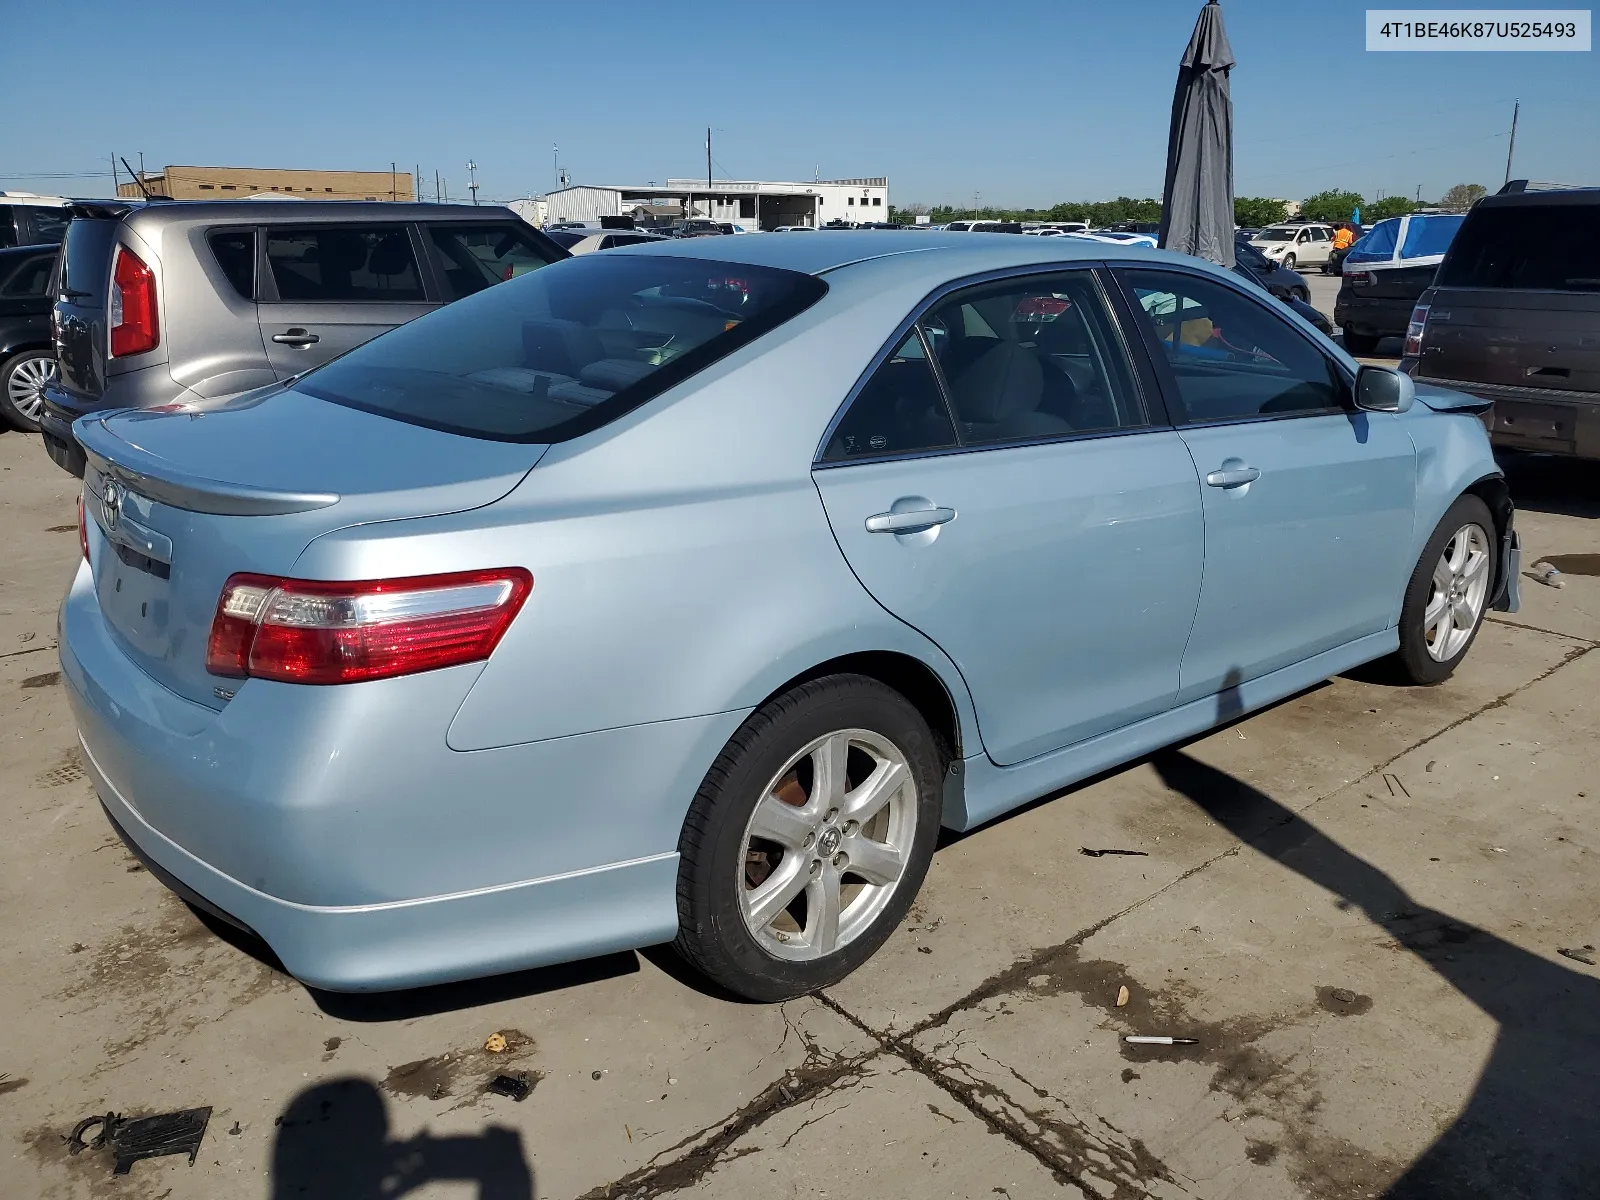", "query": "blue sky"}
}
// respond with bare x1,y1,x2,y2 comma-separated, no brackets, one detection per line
4,0,1595,207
